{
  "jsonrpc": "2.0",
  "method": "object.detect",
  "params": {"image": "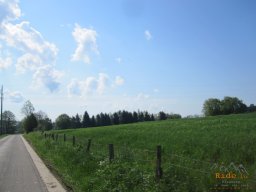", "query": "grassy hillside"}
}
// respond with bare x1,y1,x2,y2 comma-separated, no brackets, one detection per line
25,113,256,192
